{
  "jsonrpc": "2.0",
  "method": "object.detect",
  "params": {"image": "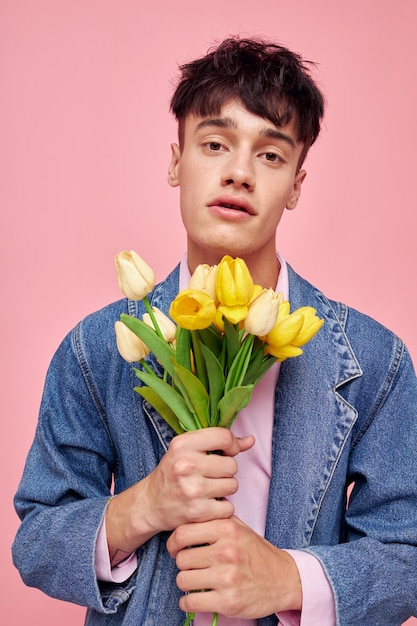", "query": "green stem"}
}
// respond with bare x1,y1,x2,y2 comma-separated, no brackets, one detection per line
183,612,195,626
192,412,203,430
143,296,165,341
183,610,217,625
143,296,169,382
140,359,157,376
237,333,255,384
225,333,255,392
